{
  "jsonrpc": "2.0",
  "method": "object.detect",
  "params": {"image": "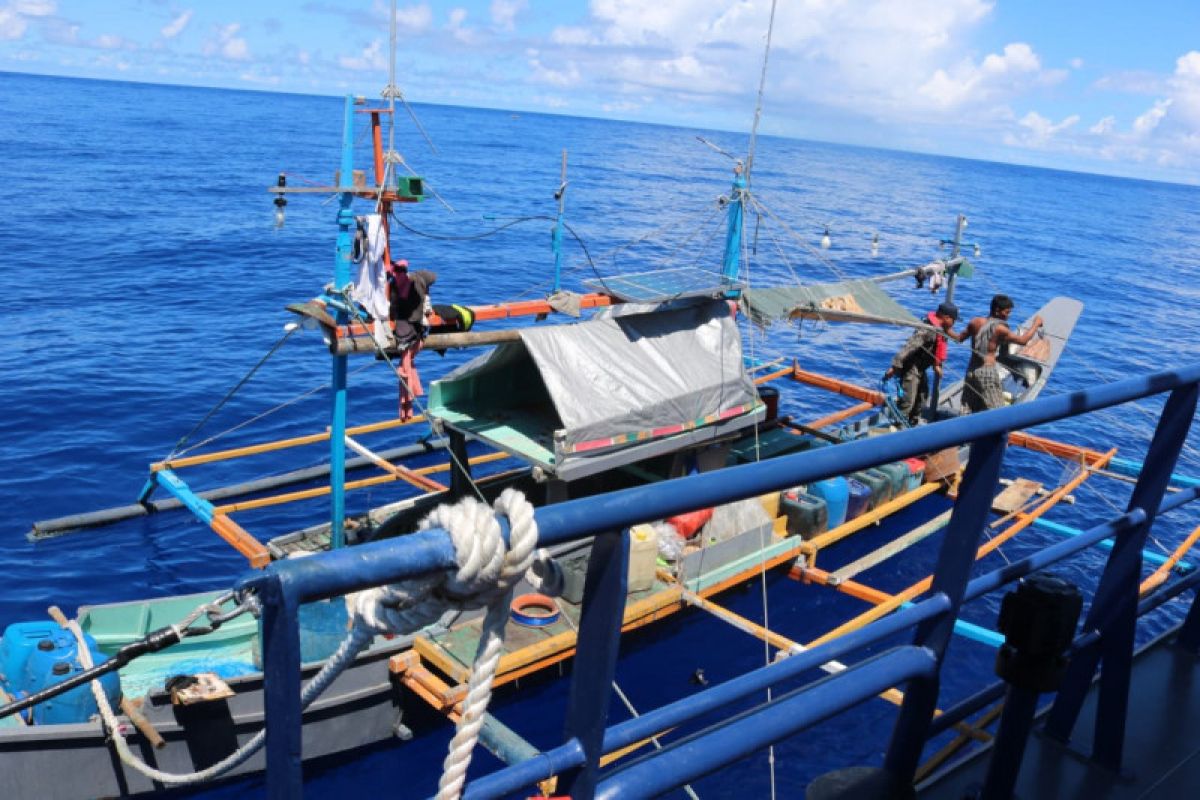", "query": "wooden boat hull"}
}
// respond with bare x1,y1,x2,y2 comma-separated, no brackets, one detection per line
0,635,412,799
